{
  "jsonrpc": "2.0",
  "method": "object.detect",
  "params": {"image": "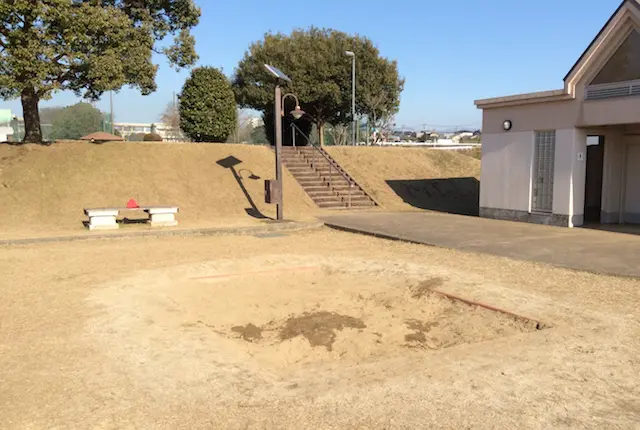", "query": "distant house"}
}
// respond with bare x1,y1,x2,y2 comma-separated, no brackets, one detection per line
451,132,475,143
475,0,640,228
